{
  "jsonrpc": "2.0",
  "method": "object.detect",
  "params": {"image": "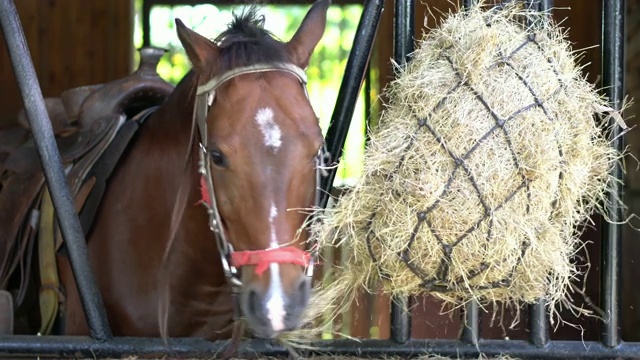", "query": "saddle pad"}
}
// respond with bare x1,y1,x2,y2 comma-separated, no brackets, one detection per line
0,172,45,290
